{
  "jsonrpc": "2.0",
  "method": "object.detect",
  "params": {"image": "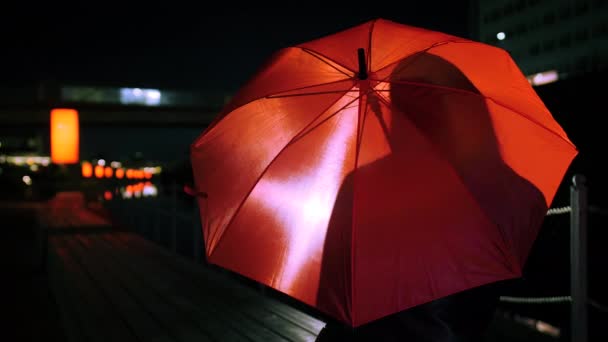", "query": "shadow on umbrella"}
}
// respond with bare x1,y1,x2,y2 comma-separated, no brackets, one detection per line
315,52,548,341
